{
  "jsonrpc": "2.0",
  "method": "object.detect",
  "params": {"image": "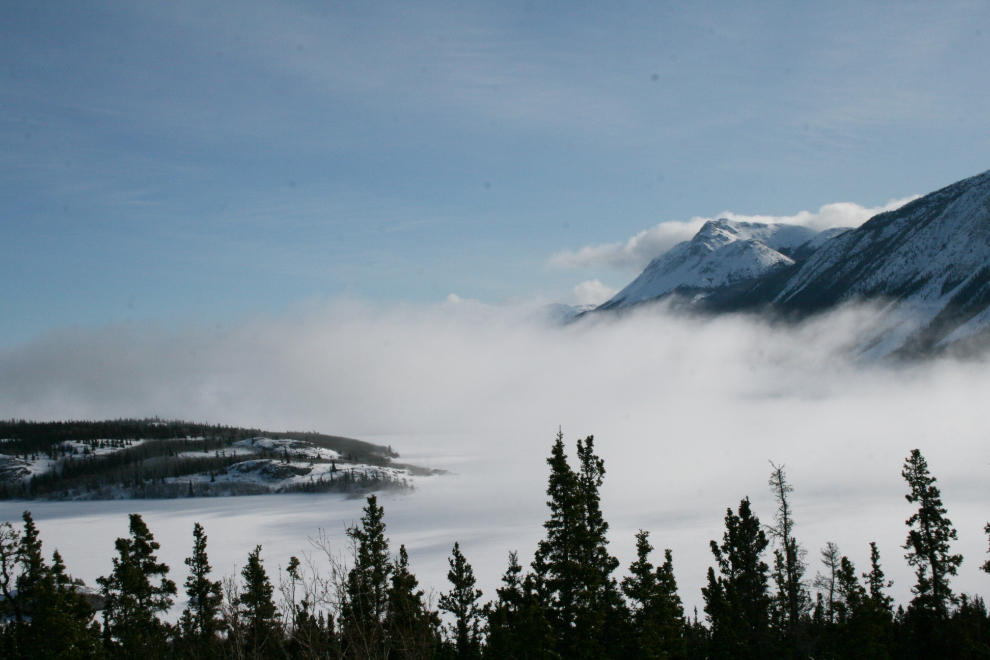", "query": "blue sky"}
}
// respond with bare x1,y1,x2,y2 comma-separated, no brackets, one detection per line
3,0,989,346
6,2,990,605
